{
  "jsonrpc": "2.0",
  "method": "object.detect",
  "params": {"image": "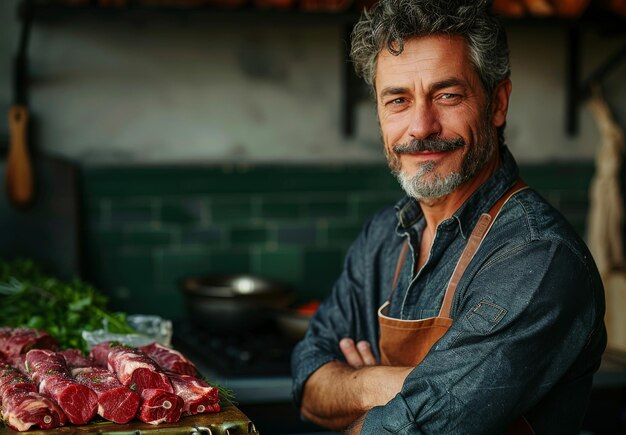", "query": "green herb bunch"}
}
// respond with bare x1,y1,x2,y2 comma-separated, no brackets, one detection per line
0,258,135,353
